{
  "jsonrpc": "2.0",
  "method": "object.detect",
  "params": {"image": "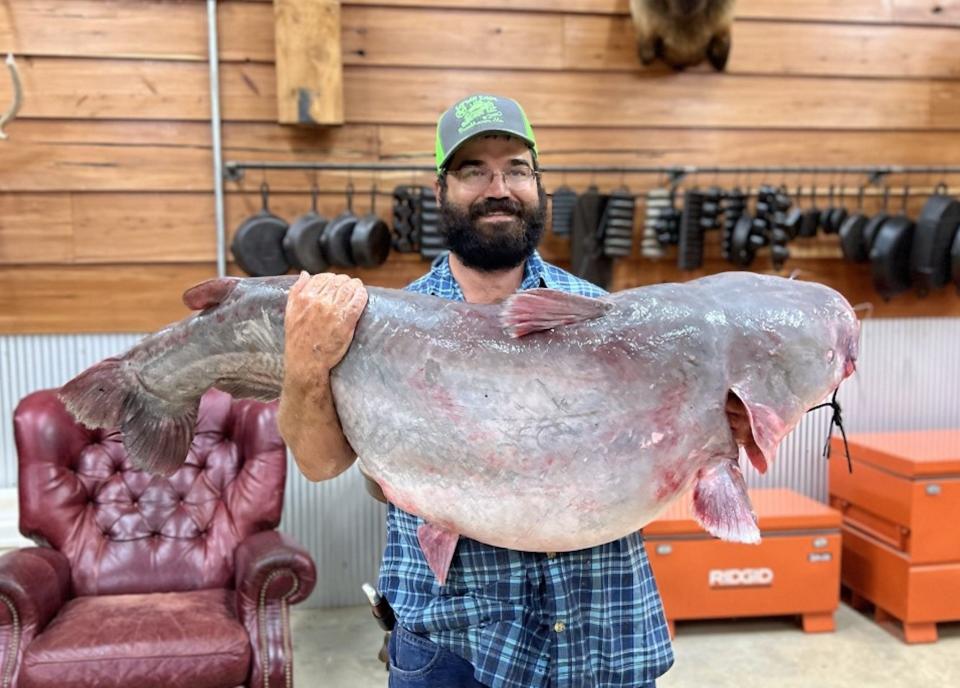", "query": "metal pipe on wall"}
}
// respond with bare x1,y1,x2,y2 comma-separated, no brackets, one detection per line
207,0,227,278
224,161,960,182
